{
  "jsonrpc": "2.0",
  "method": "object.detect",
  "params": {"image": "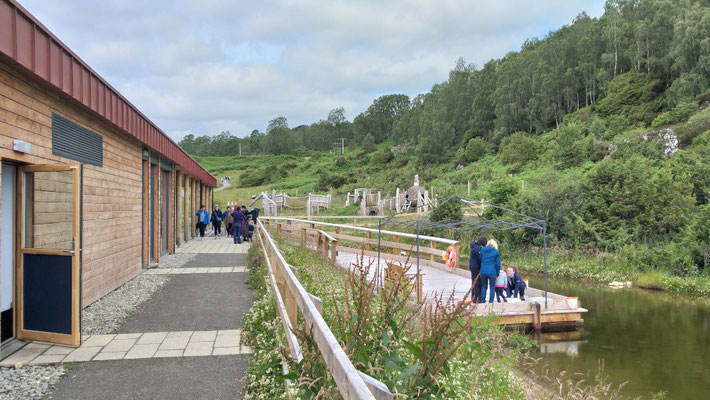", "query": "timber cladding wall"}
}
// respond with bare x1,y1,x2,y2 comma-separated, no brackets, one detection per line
0,59,142,307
